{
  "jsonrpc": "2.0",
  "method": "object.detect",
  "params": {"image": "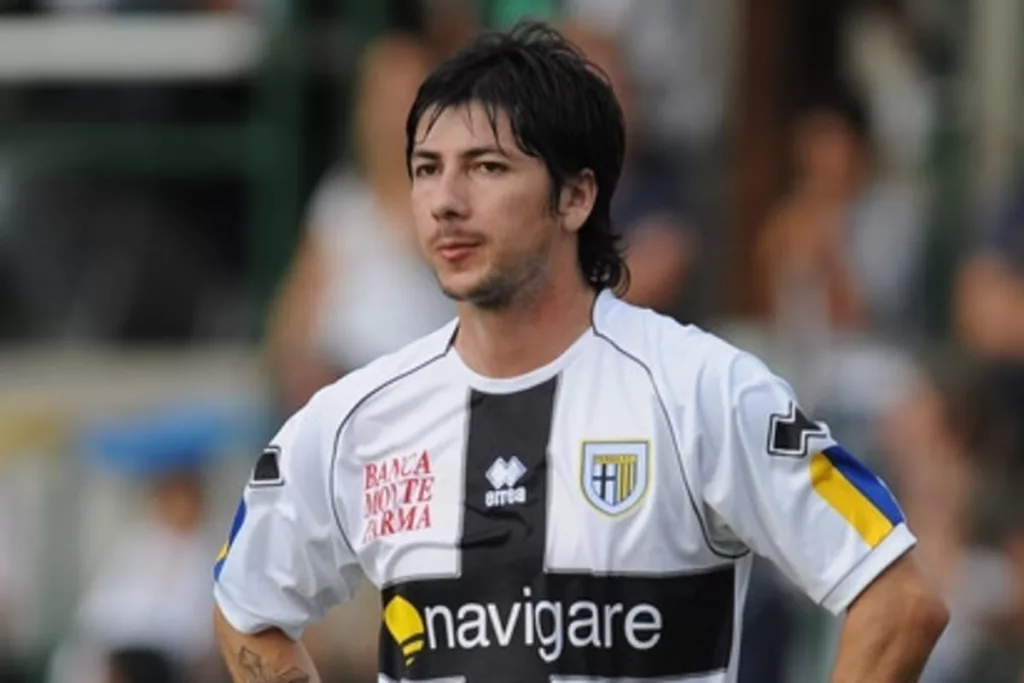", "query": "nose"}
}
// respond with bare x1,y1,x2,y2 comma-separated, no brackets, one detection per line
429,167,470,223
